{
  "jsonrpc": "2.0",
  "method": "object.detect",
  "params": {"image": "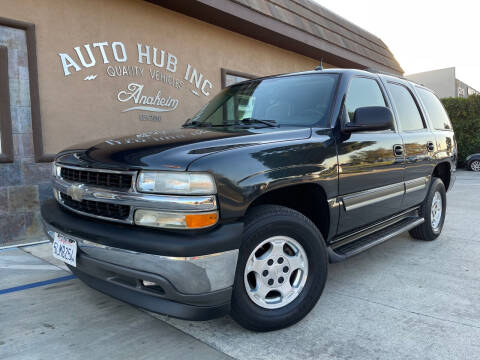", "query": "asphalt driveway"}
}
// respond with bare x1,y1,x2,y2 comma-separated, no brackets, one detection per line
1,170,479,360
